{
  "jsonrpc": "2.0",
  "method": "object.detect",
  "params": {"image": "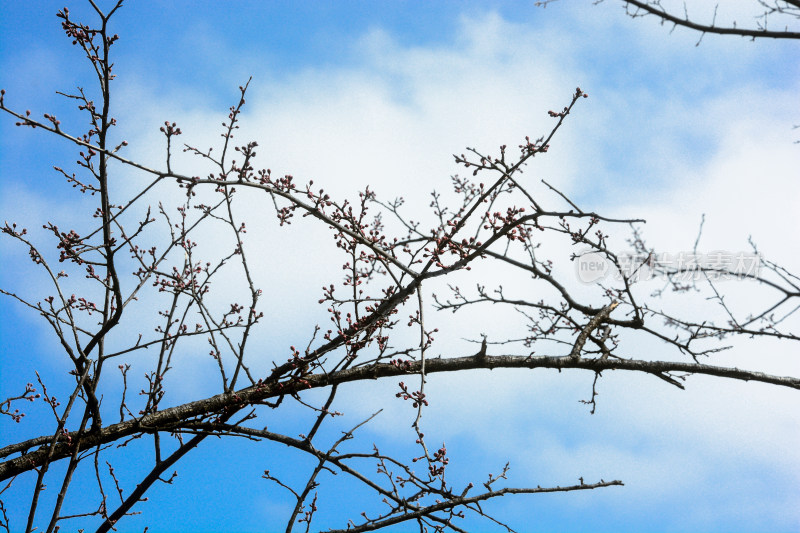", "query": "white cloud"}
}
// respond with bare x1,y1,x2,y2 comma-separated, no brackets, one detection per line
20,0,800,435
